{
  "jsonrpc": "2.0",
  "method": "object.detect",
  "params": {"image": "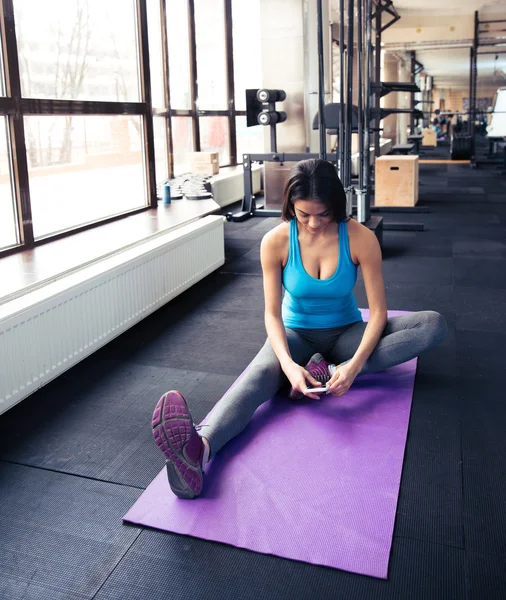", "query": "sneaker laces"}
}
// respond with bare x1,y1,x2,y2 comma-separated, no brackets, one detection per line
309,361,335,383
